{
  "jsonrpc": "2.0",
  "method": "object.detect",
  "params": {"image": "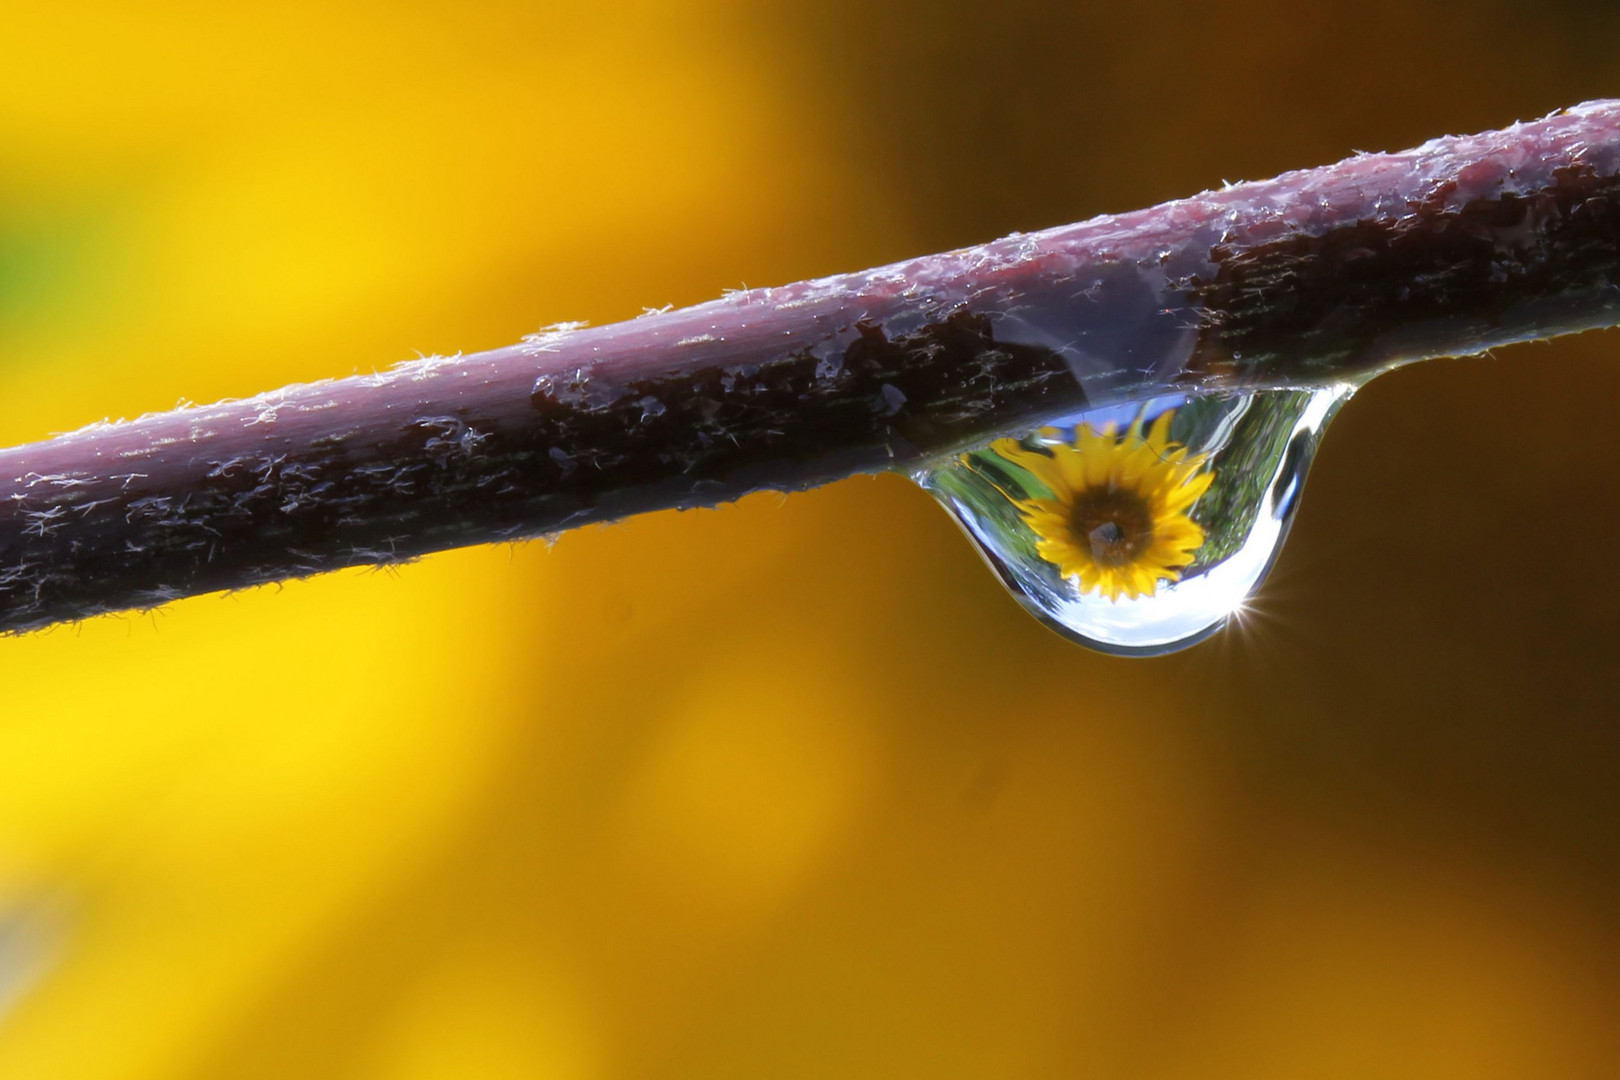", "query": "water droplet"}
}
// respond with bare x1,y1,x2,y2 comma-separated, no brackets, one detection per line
916,384,1353,656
